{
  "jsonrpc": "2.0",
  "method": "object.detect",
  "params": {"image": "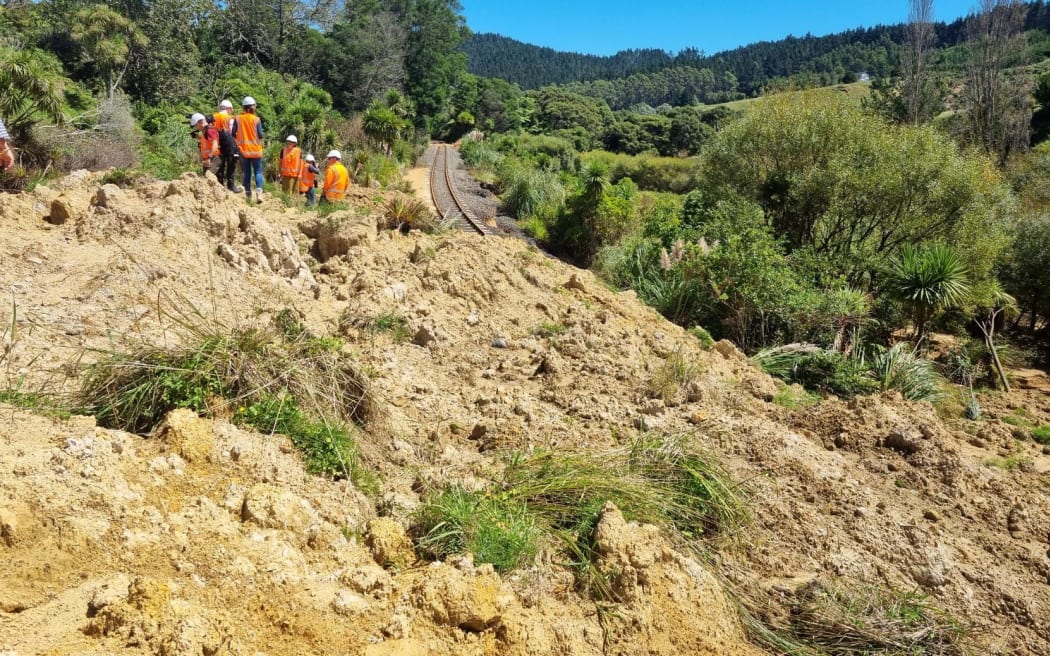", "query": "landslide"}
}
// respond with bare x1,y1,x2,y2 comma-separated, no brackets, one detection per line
0,170,1048,655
